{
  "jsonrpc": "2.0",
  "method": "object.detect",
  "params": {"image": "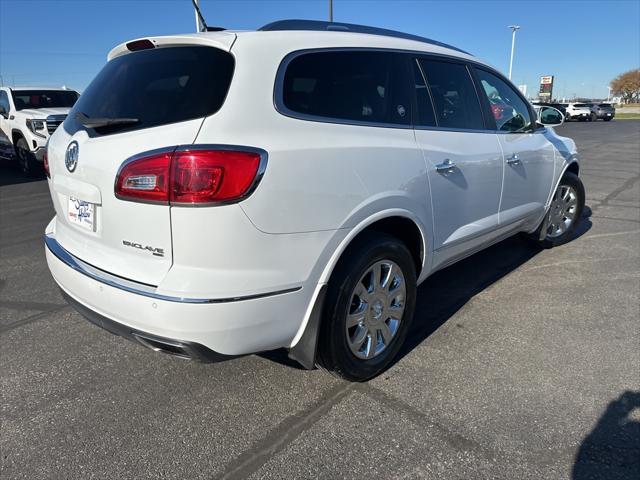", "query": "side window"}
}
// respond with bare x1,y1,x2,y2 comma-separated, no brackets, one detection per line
412,60,436,127
0,91,10,113
282,51,411,126
418,59,484,130
474,68,533,132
